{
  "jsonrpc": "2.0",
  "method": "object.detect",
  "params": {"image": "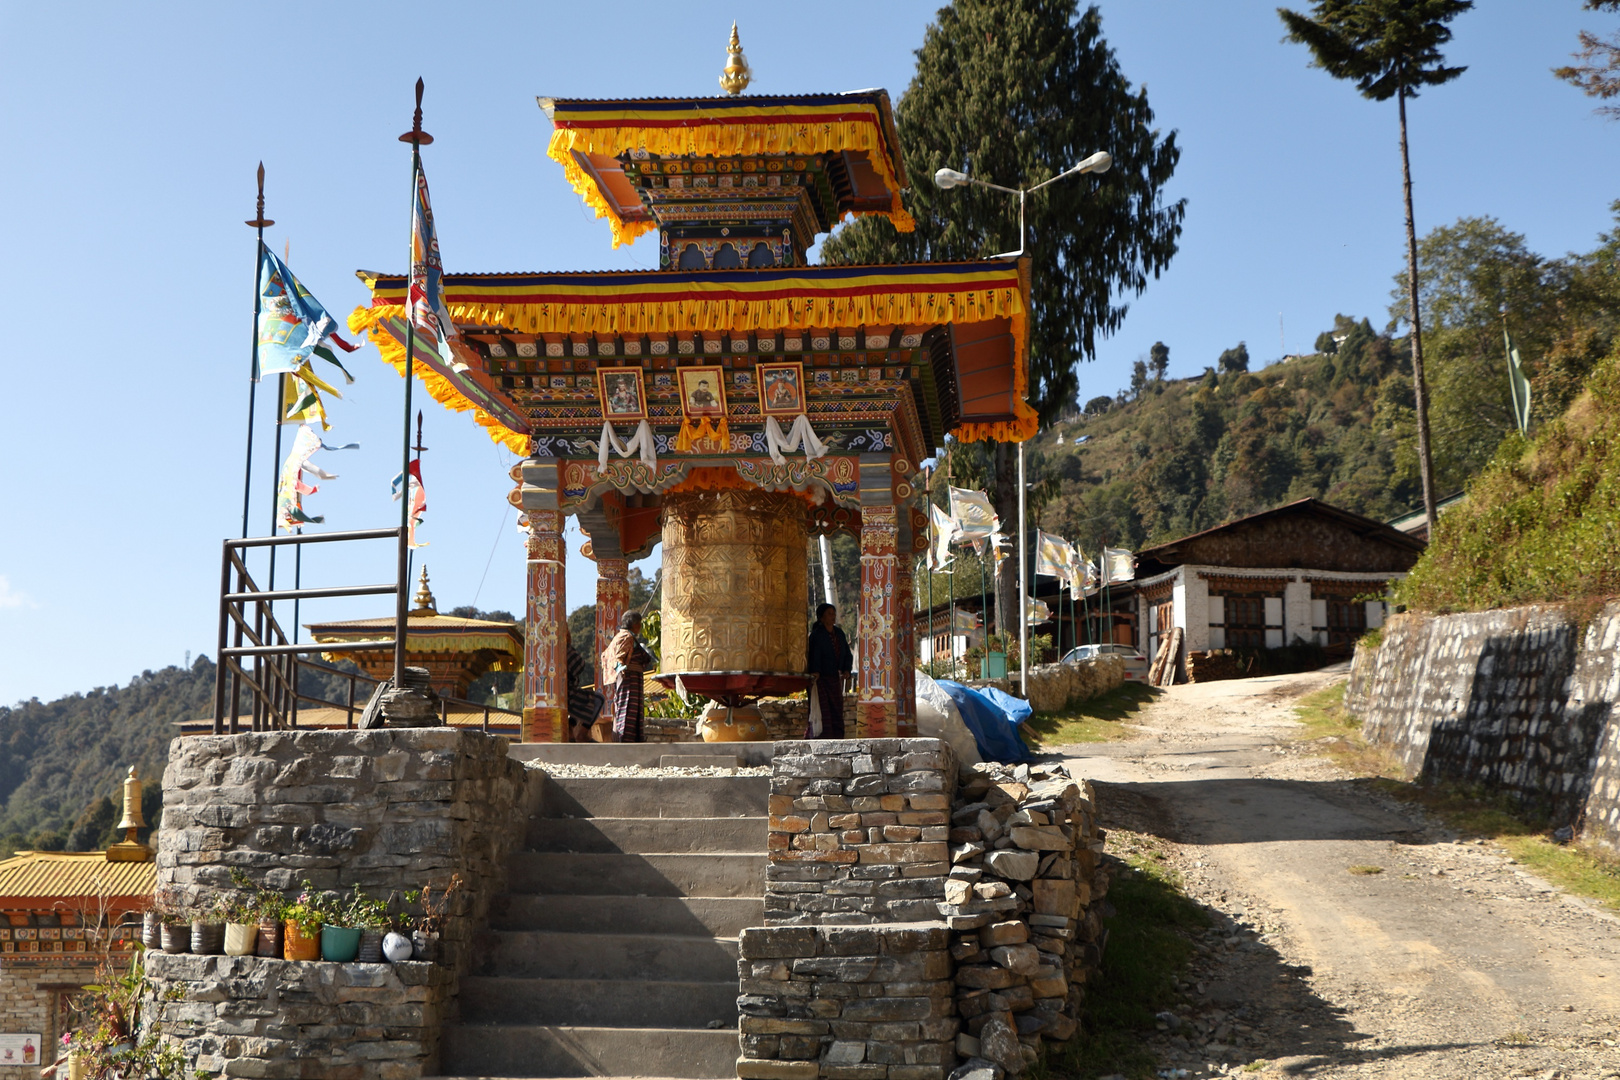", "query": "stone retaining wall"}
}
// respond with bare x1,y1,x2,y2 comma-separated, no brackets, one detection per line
1346,602,1620,851
148,729,530,1078
143,954,452,1080
737,923,955,1080
964,658,1123,714
748,740,1109,1079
